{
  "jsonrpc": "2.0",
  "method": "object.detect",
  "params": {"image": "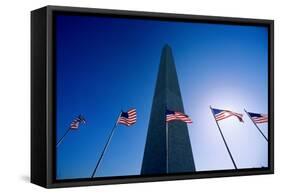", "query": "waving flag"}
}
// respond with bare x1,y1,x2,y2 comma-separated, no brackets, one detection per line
166,109,192,123
117,108,137,126
57,114,86,147
70,115,86,129
247,112,268,124
211,108,243,122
